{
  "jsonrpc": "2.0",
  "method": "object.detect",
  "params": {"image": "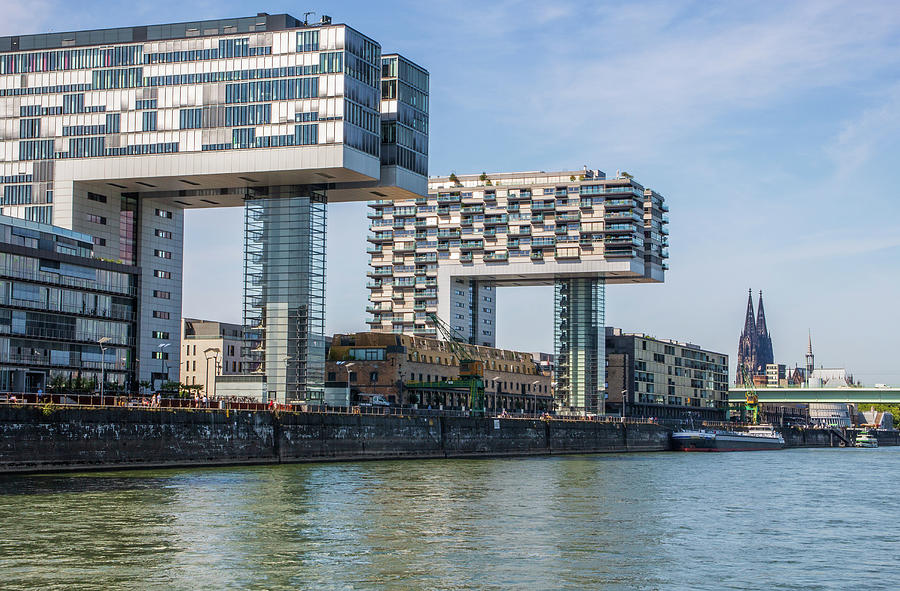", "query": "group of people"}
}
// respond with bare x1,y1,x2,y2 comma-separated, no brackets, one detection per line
192,392,210,408
136,394,163,407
